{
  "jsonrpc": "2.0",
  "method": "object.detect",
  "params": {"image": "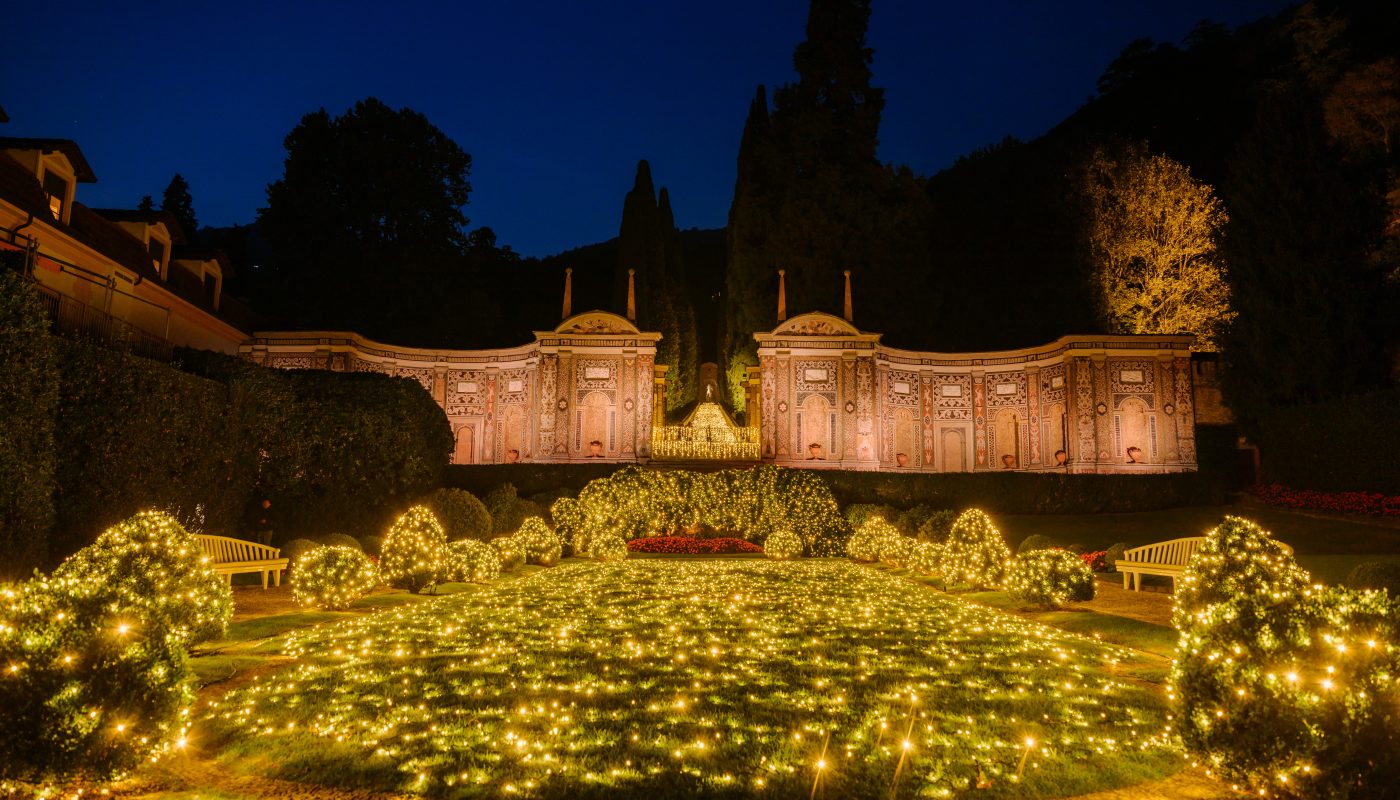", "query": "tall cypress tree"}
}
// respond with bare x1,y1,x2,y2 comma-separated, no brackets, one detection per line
659,187,698,410
722,86,777,409
161,173,199,241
